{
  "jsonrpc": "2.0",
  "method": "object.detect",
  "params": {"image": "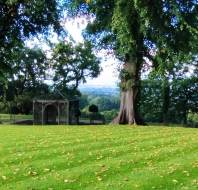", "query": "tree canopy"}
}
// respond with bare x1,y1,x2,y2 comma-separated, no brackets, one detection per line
0,0,61,80
67,0,198,124
52,41,101,91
